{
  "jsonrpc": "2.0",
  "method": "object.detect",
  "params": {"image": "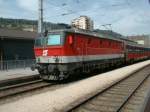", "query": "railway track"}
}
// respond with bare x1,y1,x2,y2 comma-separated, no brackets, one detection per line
0,77,53,99
0,75,40,88
69,65,150,112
